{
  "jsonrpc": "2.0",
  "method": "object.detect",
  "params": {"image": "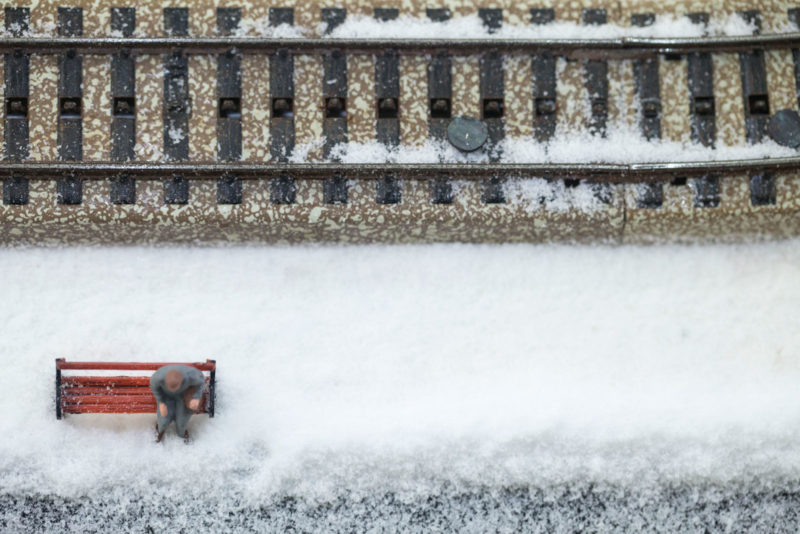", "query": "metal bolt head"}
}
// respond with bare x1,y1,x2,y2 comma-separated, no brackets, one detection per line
326,97,343,111
591,99,607,116
642,100,659,118
379,97,397,112
767,109,800,148
536,98,556,116
431,99,449,112
694,97,714,116
273,98,290,112
482,99,503,118
750,95,769,115
9,100,25,113
446,116,489,153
